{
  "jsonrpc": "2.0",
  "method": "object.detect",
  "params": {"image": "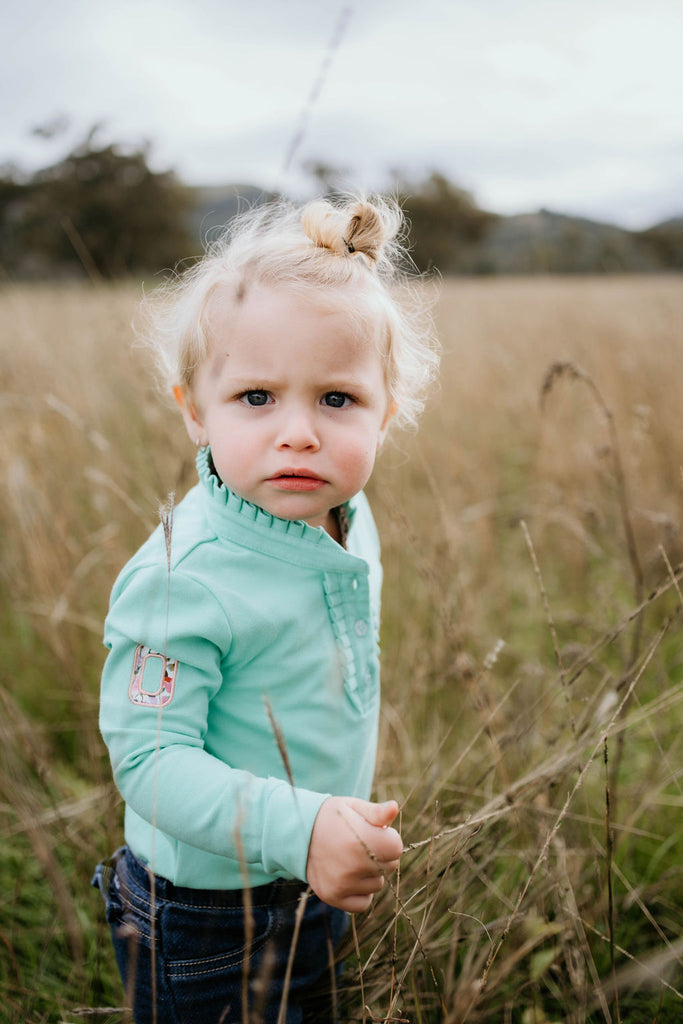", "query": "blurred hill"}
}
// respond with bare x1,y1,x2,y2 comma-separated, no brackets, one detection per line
635,216,683,271
467,209,676,274
187,182,683,276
